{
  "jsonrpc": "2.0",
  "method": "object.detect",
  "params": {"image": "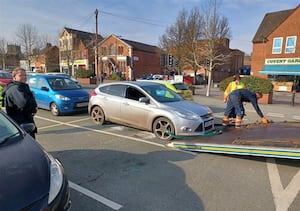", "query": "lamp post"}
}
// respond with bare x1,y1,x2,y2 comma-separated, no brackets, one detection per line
95,9,100,84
